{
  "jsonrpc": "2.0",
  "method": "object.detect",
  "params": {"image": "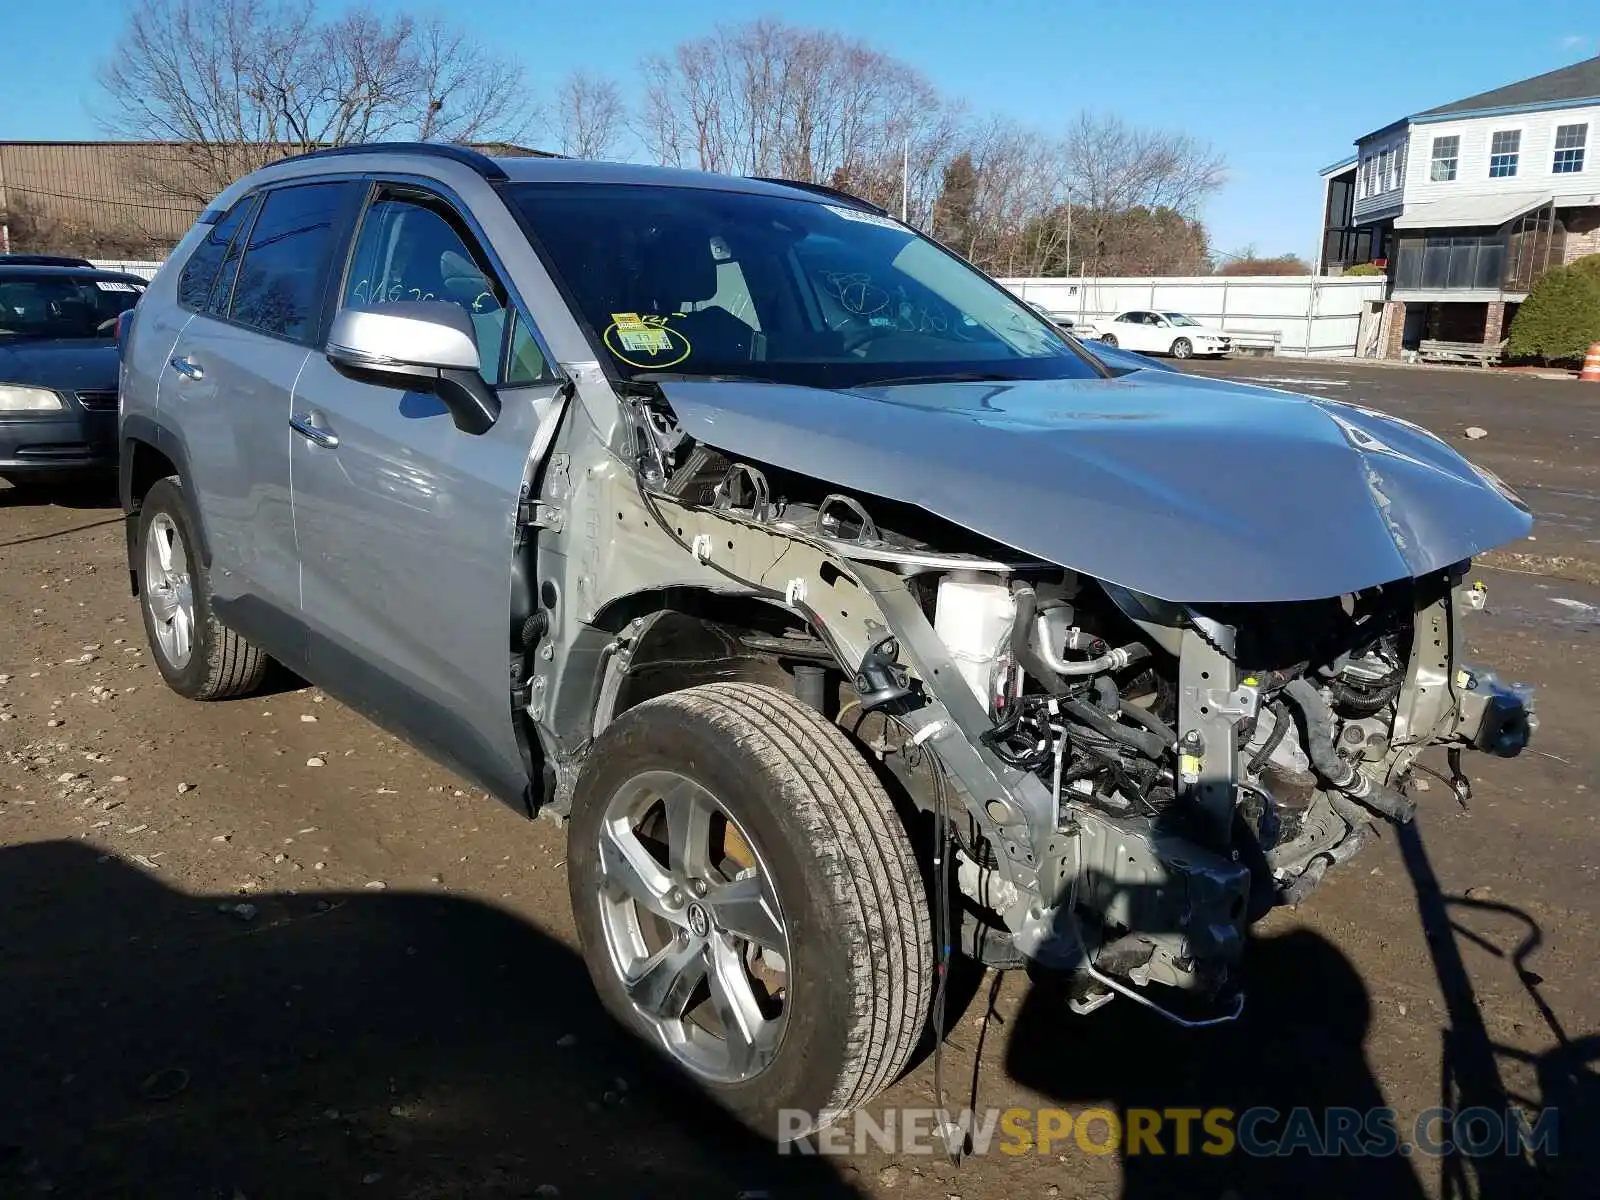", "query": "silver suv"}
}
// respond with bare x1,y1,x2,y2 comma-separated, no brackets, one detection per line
119,143,1534,1140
